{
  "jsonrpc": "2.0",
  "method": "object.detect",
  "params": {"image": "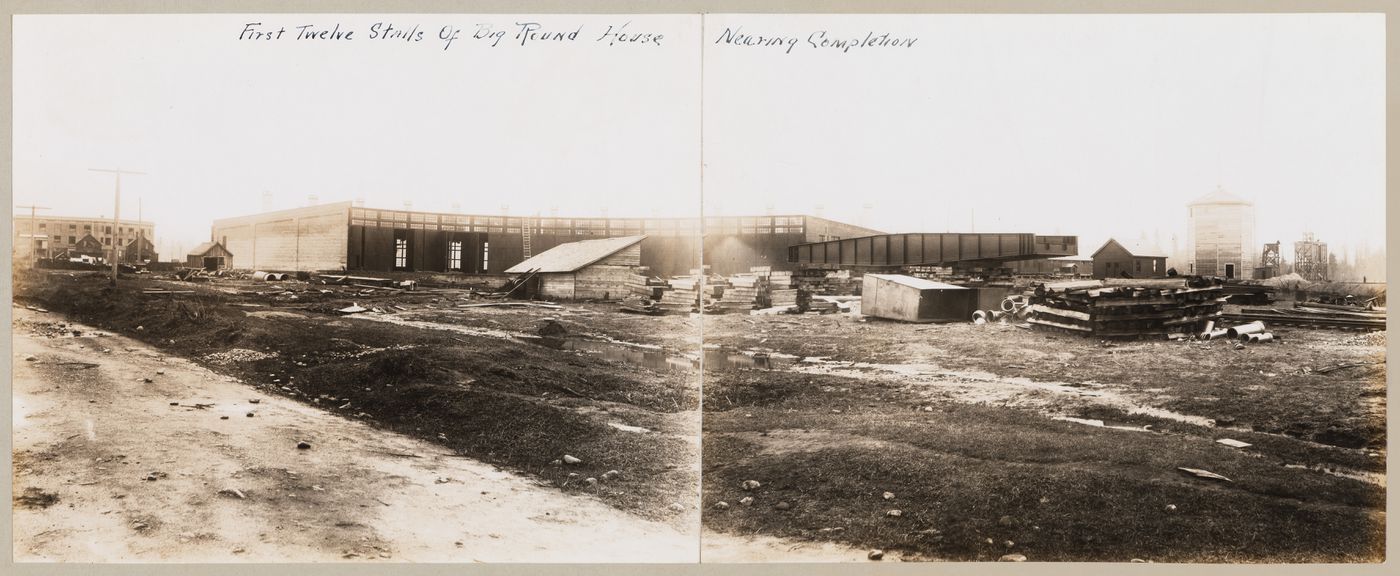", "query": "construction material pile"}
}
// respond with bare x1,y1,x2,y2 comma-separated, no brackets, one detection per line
1223,302,1386,332
793,269,862,296
1026,278,1226,339
625,272,667,300
715,274,763,313
656,276,703,314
